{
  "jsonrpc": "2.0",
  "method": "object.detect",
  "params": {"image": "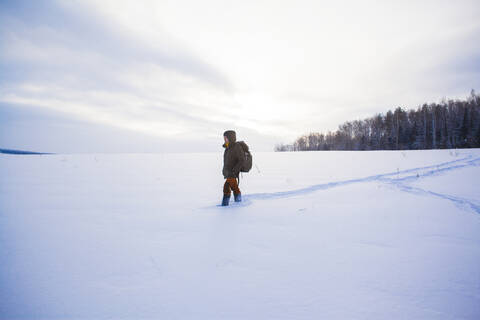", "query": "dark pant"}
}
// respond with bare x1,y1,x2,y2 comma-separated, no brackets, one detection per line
223,177,241,196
